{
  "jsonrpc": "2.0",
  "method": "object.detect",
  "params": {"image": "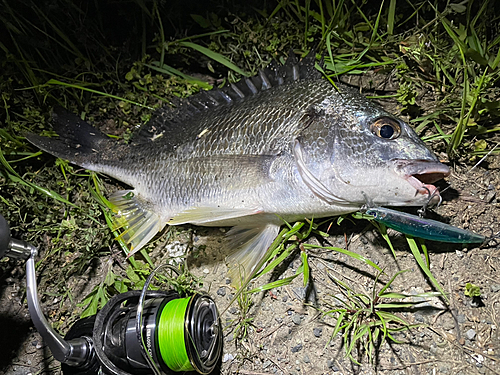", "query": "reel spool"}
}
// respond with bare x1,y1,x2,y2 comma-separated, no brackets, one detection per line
84,290,222,375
